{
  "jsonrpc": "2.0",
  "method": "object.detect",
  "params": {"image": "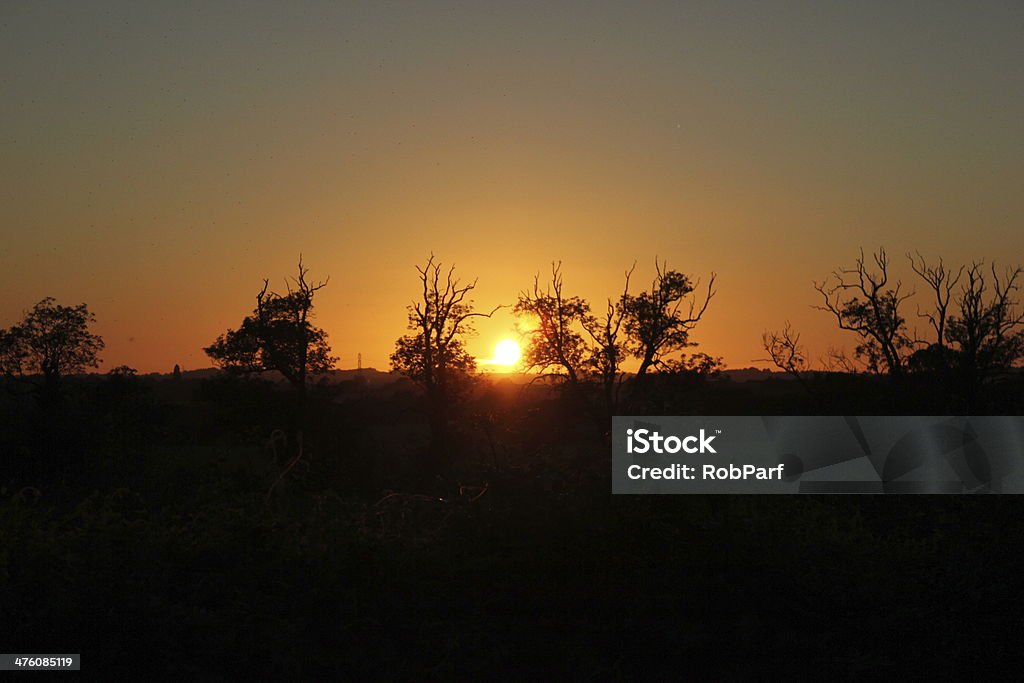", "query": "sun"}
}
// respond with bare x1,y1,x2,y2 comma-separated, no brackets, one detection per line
491,339,522,367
